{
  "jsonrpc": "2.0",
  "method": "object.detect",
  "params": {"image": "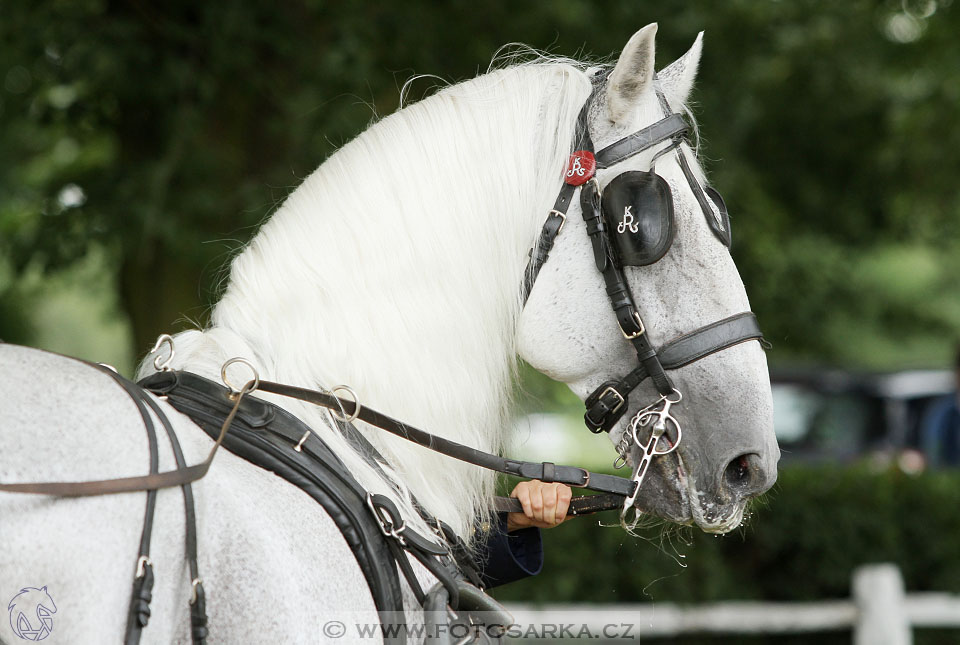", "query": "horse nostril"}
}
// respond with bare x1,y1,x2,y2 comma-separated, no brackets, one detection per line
724,453,760,491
